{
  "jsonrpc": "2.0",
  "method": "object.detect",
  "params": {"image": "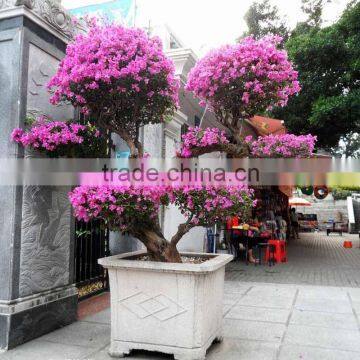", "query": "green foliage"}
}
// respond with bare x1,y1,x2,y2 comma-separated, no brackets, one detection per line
24,115,36,126
336,185,360,191
241,0,289,41
272,1,360,152
75,229,91,237
331,187,355,200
